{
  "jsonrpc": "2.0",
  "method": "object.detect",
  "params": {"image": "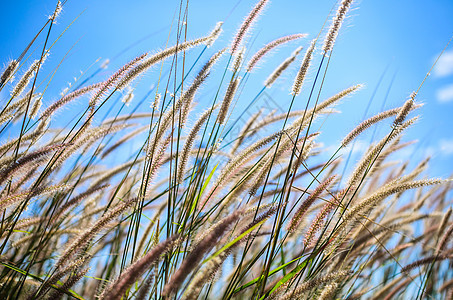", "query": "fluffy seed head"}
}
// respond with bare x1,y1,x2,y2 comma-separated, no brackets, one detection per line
49,0,63,23
342,107,401,146
322,0,354,53
232,47,245,72
393,92,416,127
281,270,351,299
90,53,147,109
1,59,18,85
291,39,316,96
265,46,303,87
316,84,363,112
10,59,42,98
206,22,224,47
100,235,179,300
41,83,103,119
177,105,219,184
217,77,240,124
246,33,307,72
231,0,270,54
29,95,42,119
152,93,161,110
288,175,337,233
162,211,243,296
117,35,214,90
